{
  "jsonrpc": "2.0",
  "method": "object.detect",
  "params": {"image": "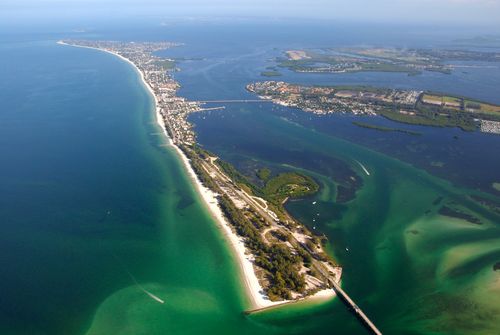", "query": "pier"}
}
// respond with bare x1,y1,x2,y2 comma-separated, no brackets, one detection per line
330,280,382,335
